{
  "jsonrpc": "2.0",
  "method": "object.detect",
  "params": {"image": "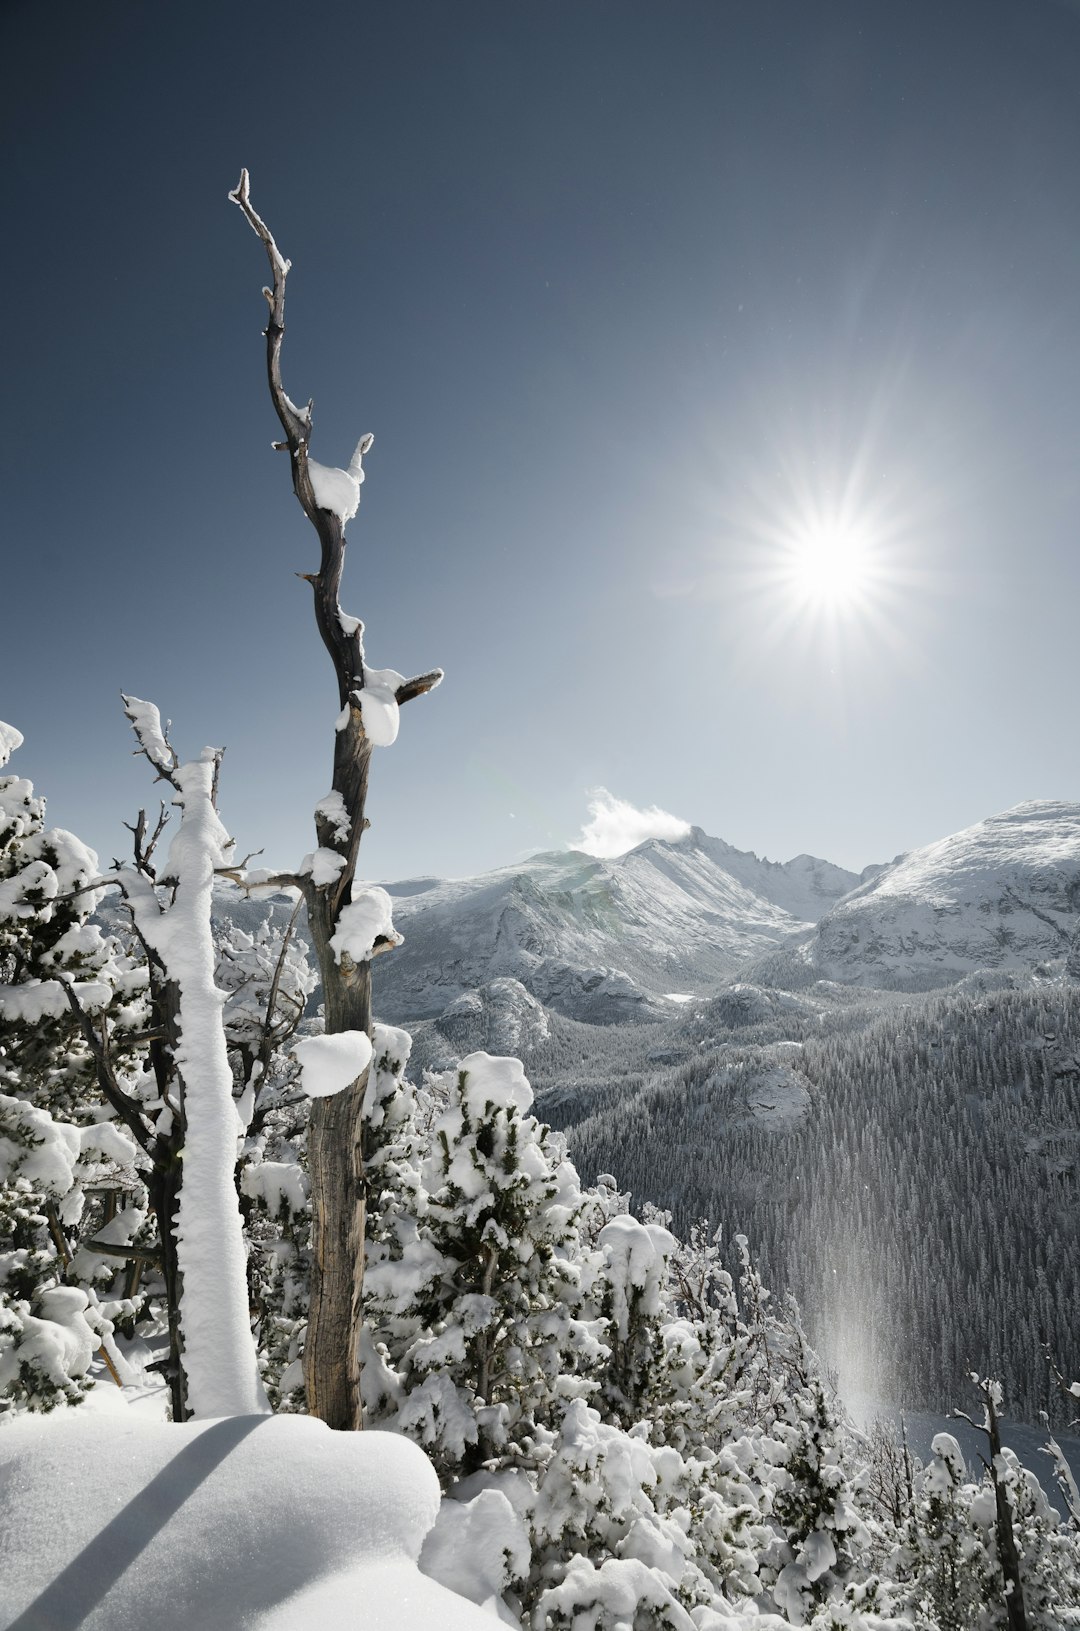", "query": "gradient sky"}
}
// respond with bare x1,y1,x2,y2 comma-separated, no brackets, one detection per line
3,0,1080,882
